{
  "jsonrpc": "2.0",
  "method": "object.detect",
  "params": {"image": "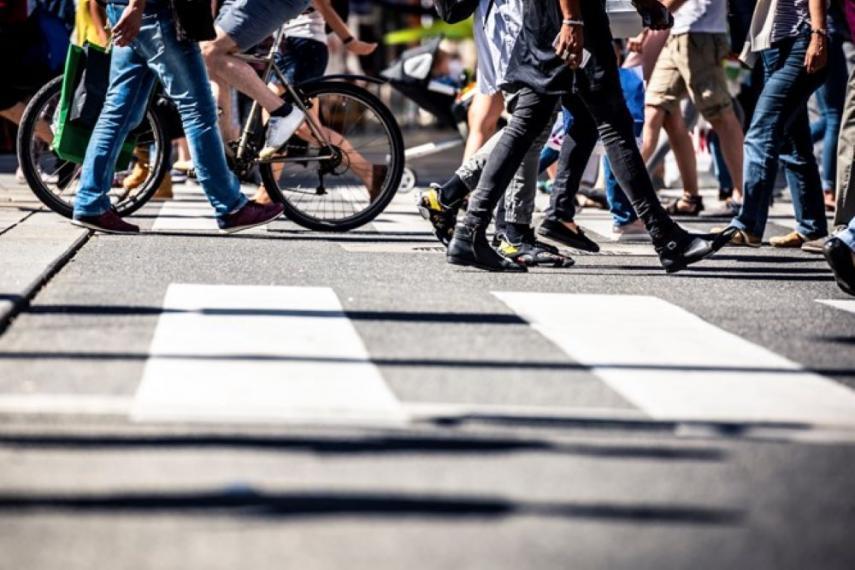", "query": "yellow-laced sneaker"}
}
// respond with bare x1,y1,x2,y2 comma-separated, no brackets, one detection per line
417,184,459,246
